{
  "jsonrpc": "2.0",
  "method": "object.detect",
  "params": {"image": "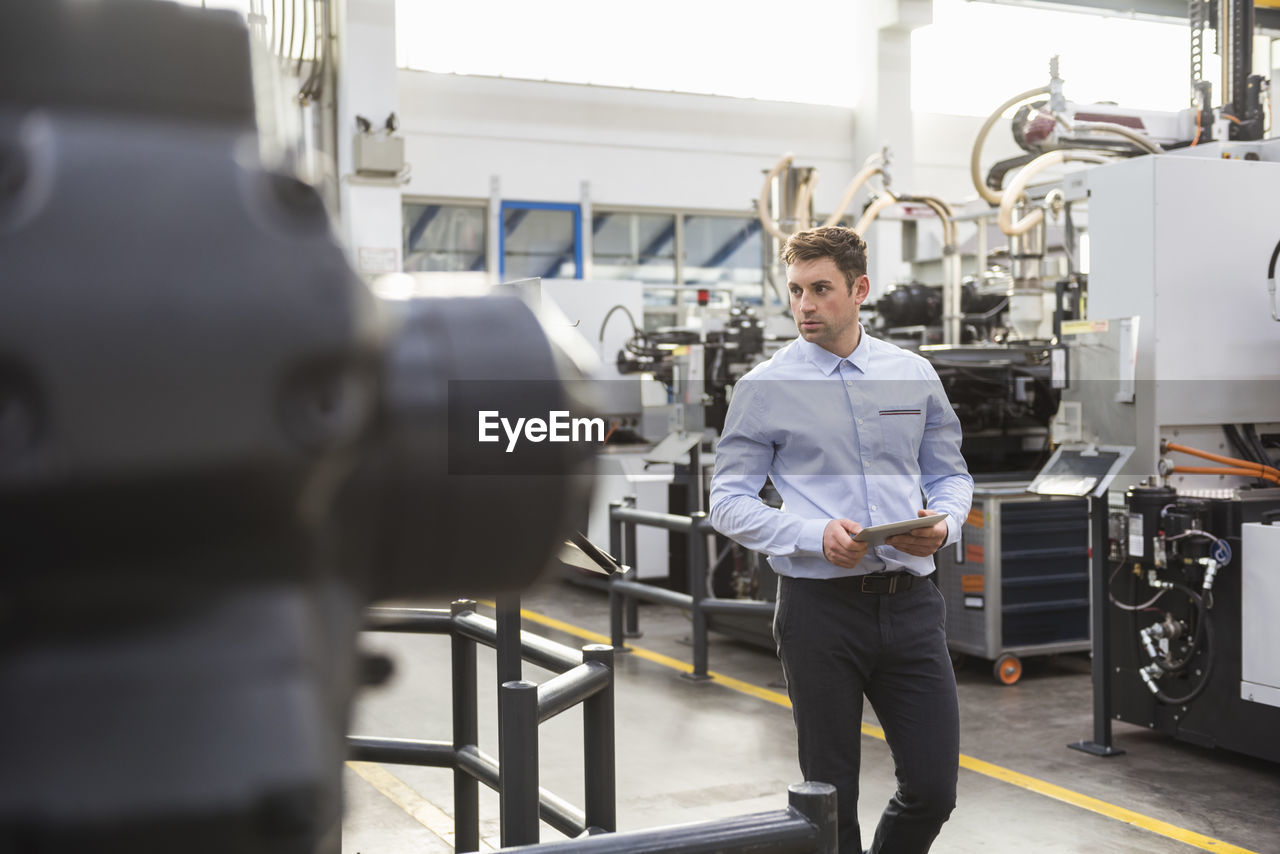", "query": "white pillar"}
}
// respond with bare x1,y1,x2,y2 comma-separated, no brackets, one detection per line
335,0,403,277
851,0,931,297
